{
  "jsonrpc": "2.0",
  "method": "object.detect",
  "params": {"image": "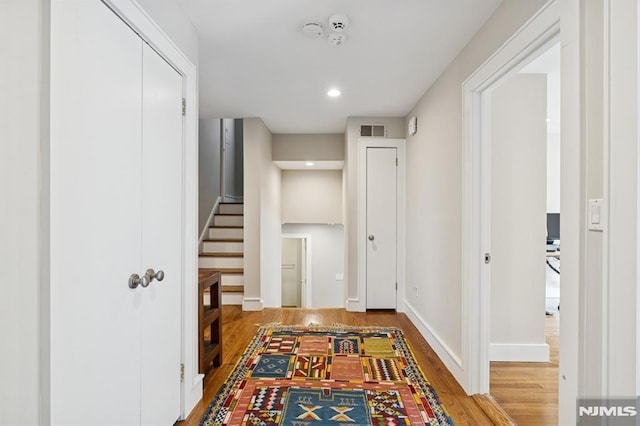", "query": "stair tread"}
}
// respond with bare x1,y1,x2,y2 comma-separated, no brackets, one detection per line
220,202,243,205
221,285,244,293
199,252,244,258
209,225,243,229
203,238,244,243
215,213,243,217
200,267,244,274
